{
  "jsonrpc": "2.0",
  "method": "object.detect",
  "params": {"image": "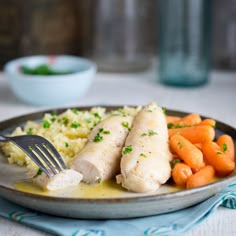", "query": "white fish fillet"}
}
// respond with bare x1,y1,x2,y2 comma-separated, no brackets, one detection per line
71,115,134,184
33,169,83,191
116,102,172,193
